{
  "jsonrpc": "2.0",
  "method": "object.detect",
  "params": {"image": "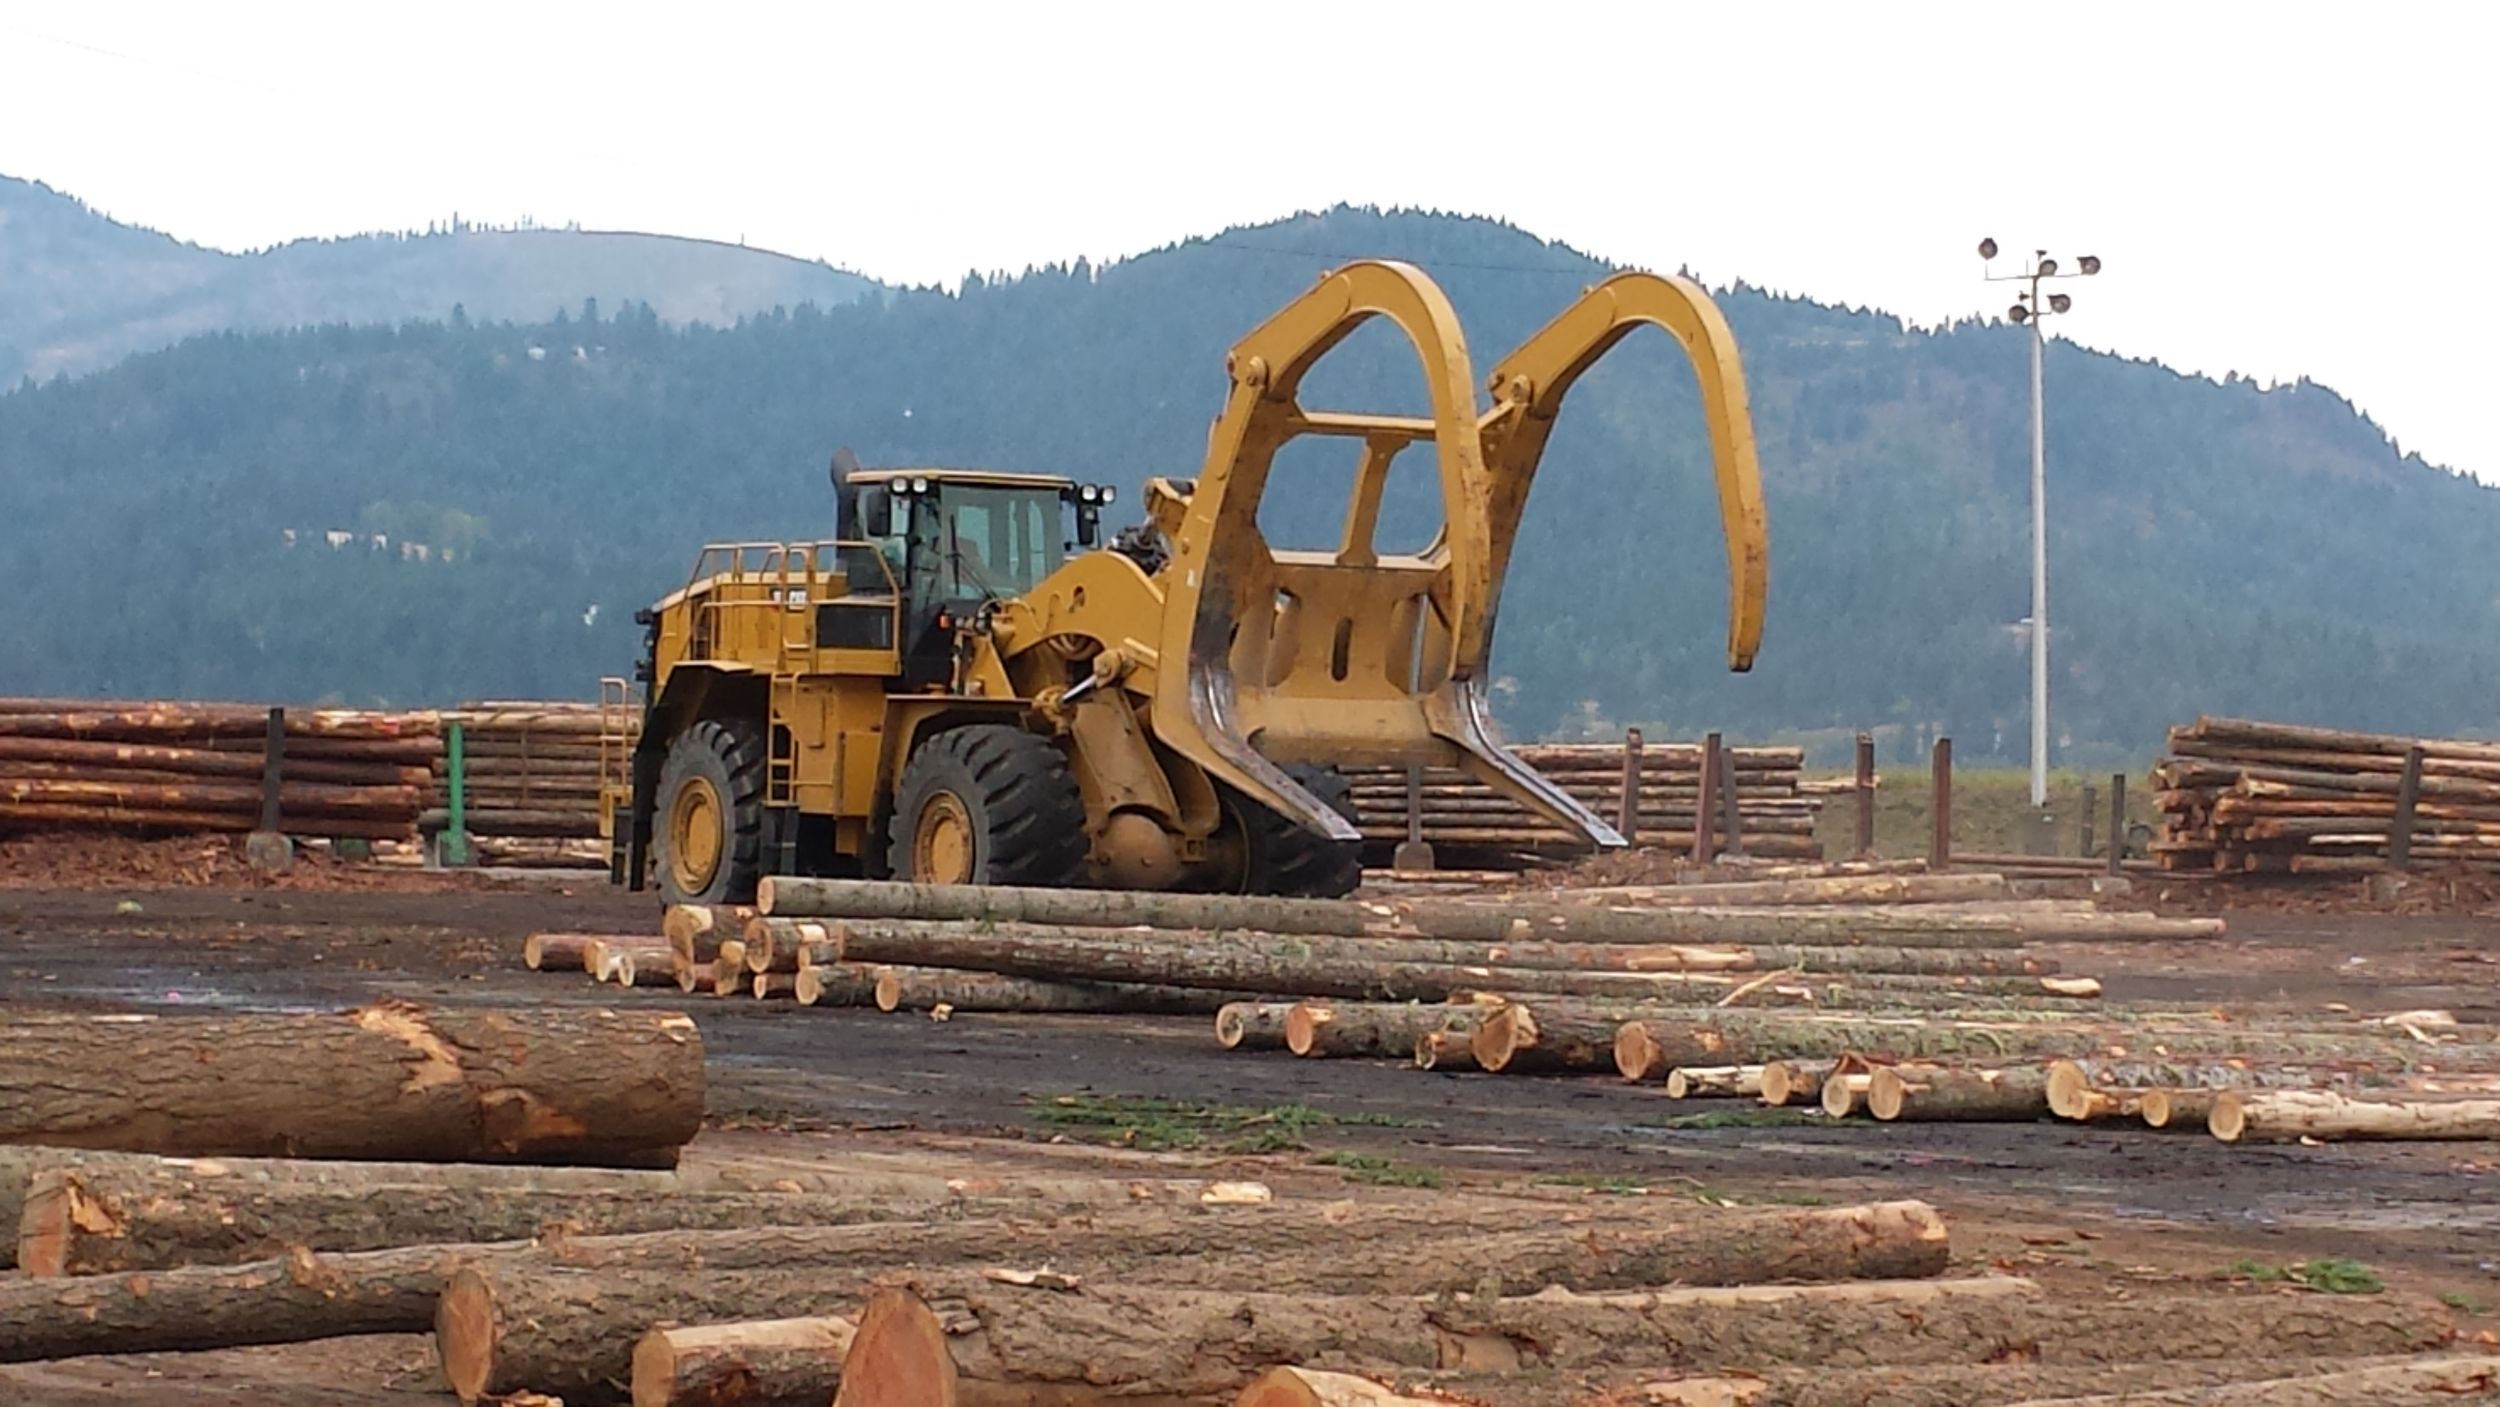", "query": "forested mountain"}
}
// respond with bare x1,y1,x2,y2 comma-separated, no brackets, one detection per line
0,176,879,387
2,203,2493,766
